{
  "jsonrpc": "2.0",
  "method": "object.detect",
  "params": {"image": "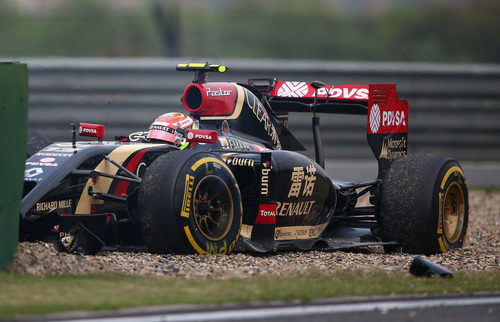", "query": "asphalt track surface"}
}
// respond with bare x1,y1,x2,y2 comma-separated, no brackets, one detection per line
24,293,500,322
